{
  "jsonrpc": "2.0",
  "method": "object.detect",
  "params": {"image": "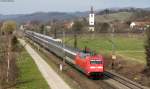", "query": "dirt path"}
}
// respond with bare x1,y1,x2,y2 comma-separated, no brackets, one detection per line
19,39,71,89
